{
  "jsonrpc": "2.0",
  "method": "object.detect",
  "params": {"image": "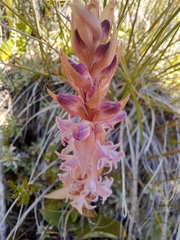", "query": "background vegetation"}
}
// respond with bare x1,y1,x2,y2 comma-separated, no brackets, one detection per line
0,0,180,239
